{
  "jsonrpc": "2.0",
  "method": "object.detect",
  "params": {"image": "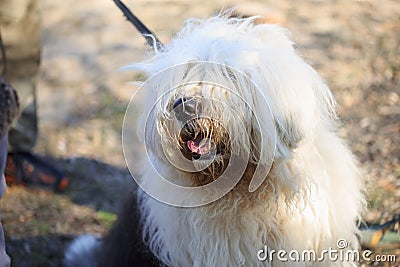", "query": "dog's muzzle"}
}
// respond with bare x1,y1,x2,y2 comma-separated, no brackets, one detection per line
172,97,227,161
173,97,199,122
